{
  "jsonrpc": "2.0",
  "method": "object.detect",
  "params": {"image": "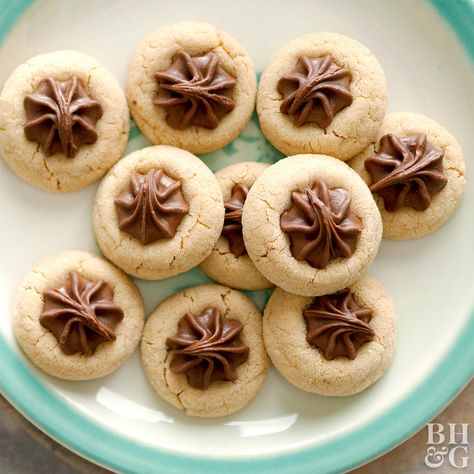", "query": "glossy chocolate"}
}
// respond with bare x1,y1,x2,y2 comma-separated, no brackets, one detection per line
280,180,362,269
40,272,123,356
115,168,189,245
222,183,249,257
304,290,374,360
277,55,352,128
365,133,447,212
24,76,102,157
154,51,236,129
166,307,249,390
